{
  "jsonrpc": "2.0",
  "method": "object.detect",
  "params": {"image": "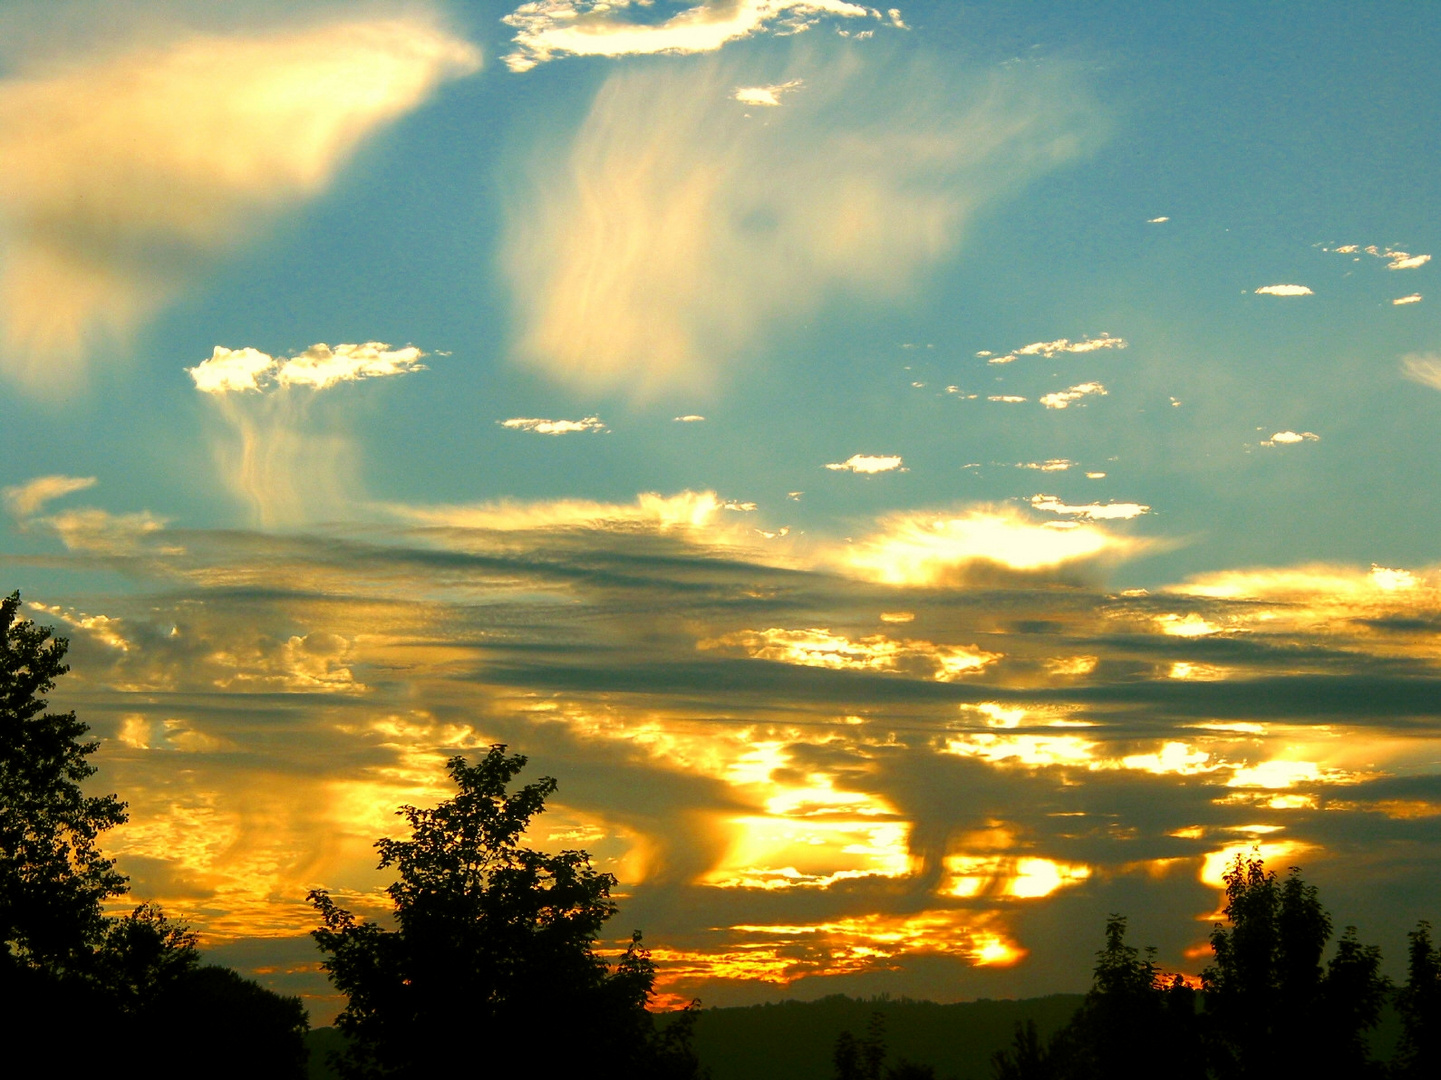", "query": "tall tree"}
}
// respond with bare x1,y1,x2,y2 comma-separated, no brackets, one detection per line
1202,854,1388,1080
0,590,127,975
1396,921,1441,1079
311,745,703,1079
